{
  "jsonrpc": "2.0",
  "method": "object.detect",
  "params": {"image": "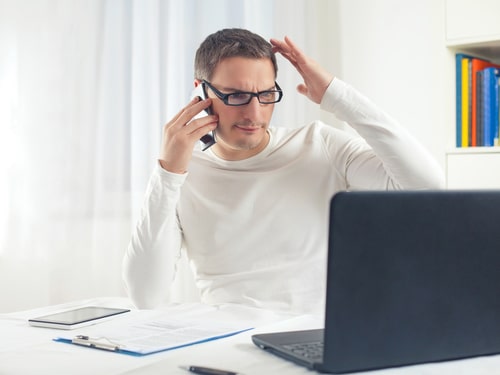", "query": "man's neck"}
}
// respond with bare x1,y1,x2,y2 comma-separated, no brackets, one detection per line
211,131,270,161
